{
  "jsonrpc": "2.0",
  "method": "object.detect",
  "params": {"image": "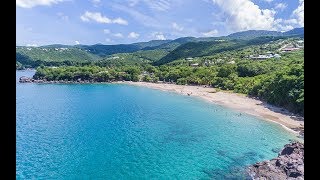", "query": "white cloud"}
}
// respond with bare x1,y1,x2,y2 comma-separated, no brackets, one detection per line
273,18,296,31
275,3,287,11
75,41,80,45
16,0,64,8
26,44,38,47
113,33,124,38
274,19,294,31
202,29,219,37
112,18,129,25
279,25,294,32
271,0,304,30
103,29,111,34
128,32,140,39
292,0,304,27
262,0,273,2
152,32,166,40
284,19,298,24
172,22,184,31
211,0,276,31
80,11,128,25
